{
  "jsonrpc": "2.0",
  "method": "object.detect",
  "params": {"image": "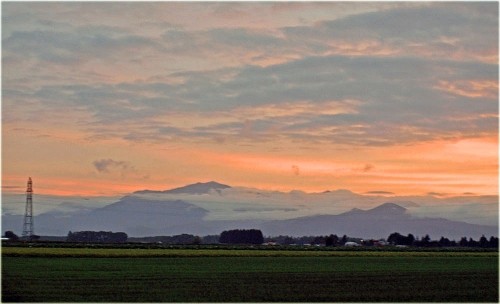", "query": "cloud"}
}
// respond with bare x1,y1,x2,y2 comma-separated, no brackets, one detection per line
1,193,117,216
427,192,448,197
3,28,163,66
362,164,374,172
93,159,134,174
3,49,497,147
365,191,395,196
1,185,23,191
233,207,298,213
434,80,498,99
283,3,498,63
406,201,499,226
